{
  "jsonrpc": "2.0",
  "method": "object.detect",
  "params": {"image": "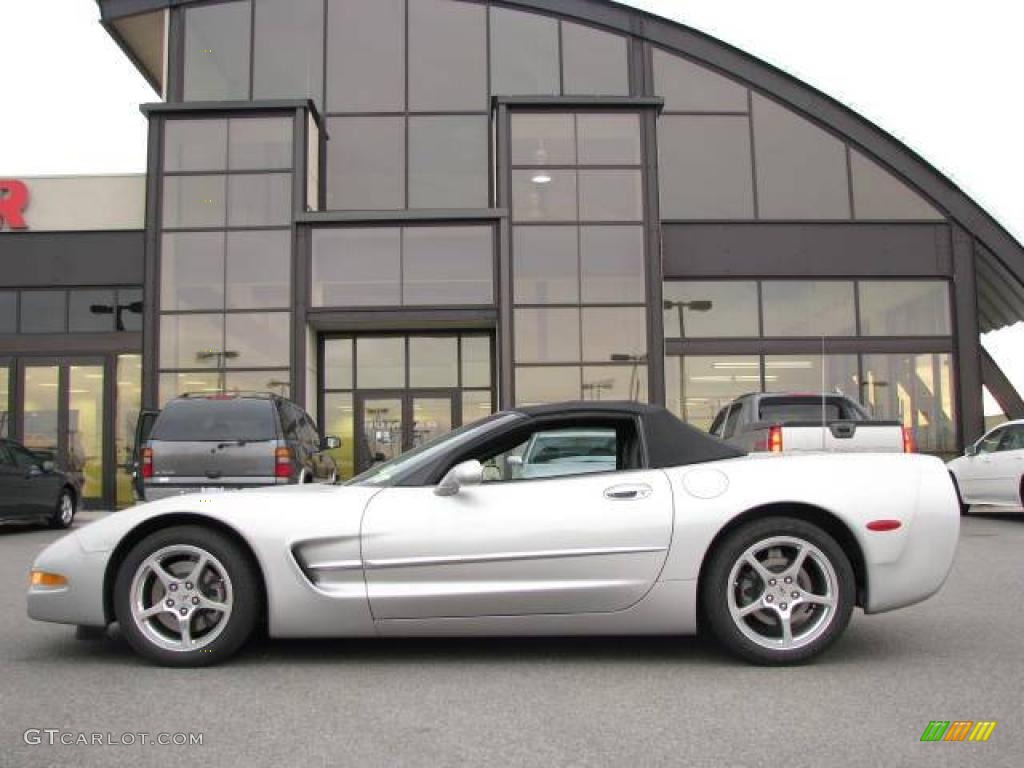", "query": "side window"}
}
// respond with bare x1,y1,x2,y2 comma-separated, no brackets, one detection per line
0,444,12,467
709,407,729,437
8,444,38,469
998,425,1024,452
480,425,624,483
300,414,321,449
278,402,300,442
977,429,1004,454
722,405,743,439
